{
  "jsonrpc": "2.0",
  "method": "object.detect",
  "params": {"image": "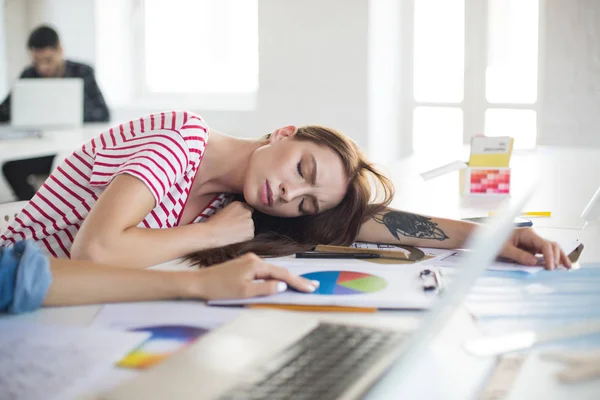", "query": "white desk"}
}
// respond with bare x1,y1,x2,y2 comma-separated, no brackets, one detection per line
0,123,109,163
2,145,600,399
0,123,109,202
387,146,600,230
